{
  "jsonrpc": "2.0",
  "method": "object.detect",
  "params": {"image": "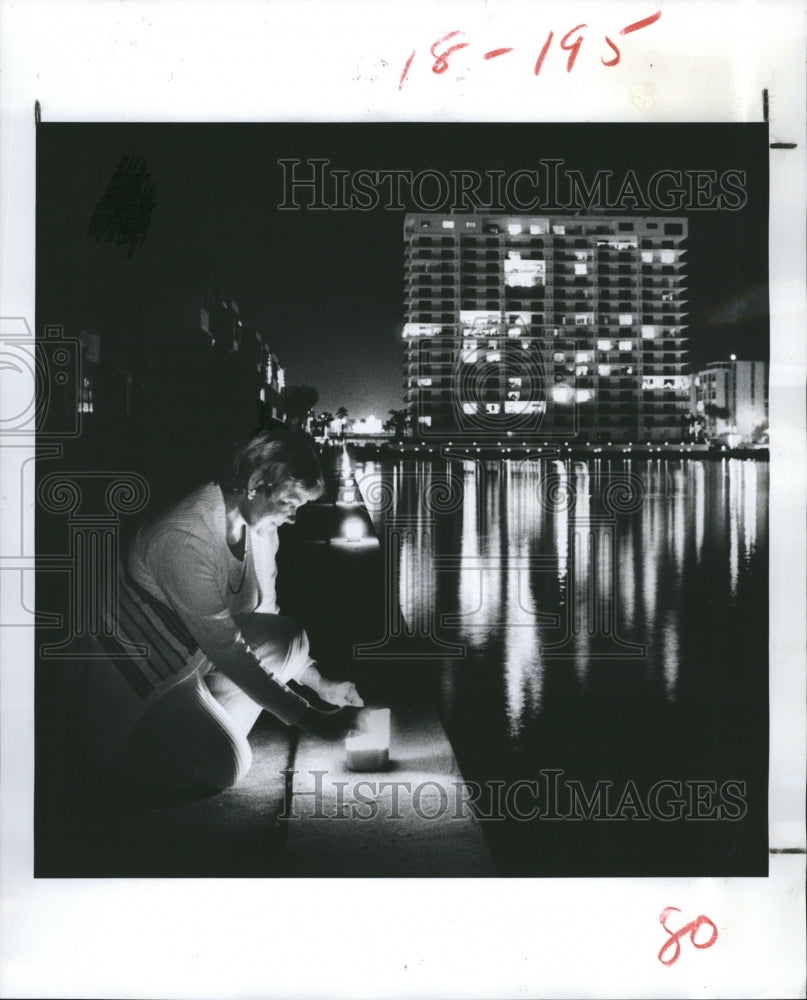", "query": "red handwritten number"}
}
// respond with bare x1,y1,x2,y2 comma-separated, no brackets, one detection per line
399,50,415,89
560,24,586,73
602,36,620,67
400,10,661,89
534,31,554,75
430,31,469,74
658,907,719,966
